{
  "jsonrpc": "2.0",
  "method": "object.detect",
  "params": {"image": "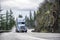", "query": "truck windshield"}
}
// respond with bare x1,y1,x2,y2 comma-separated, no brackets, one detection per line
18,22,25,24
